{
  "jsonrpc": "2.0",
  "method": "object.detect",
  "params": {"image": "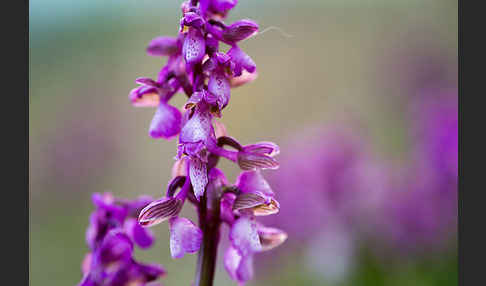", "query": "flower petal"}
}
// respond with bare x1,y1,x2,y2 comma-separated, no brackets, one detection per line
236,254,254,283
230,70,258,88
124,218,154,249
149,103,182,139
147,36,179,56
189,157,209,200
233,193,280,216
235,170,274,197
237,151,279,170
224,245,242,281
207,71,231,110
222,19,258,43
228,46,256,75
129,87,160,107
183,28,206,65
138,197,183,227
257,225,287,251
169,217,203,258
230,217,262,256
